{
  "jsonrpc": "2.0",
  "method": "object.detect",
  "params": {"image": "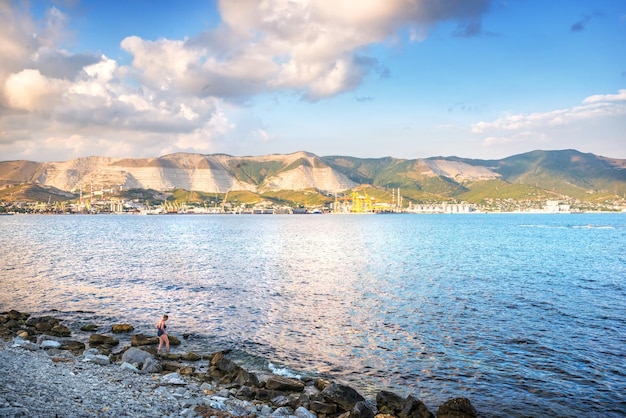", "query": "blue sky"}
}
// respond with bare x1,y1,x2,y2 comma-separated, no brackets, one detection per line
1,0,625,162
